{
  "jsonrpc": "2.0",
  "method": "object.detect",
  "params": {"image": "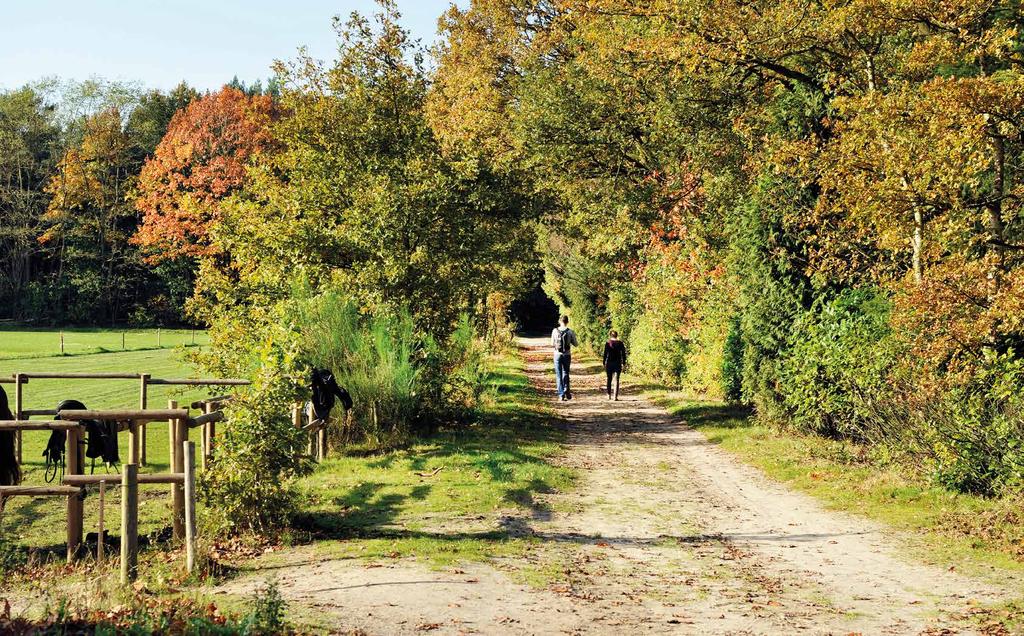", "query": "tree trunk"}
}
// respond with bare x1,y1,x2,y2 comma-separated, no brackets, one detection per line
912,208,923,285
985,122,1006,293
